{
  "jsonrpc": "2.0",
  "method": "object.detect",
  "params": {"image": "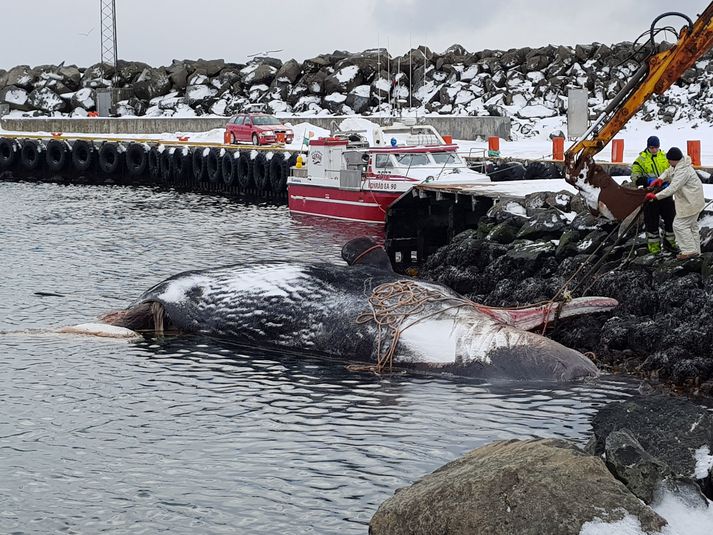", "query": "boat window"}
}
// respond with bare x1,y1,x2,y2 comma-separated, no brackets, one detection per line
431,152,463,165
374,154,394,169
396,153,430,167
